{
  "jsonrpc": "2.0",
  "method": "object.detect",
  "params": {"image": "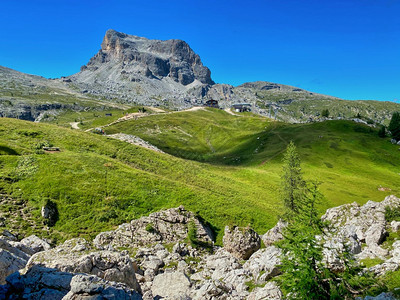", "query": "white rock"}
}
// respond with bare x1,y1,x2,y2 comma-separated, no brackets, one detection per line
151,271,191,299
391,221,400,232
248,281,282,300
243,246,281,283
